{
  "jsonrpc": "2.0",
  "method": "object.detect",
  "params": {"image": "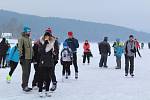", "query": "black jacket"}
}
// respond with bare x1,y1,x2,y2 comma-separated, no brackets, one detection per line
65,38,79,52
32,43,40,63
53,39,59,61
0,40,9,56
38,40,54,68
98,41,111,55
